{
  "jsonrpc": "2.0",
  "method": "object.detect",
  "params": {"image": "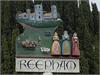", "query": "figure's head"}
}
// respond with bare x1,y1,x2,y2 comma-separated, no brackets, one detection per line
73,32,77,37
64,31,68,35
54,32,58,36
63,30,69,39
53,32,59,40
